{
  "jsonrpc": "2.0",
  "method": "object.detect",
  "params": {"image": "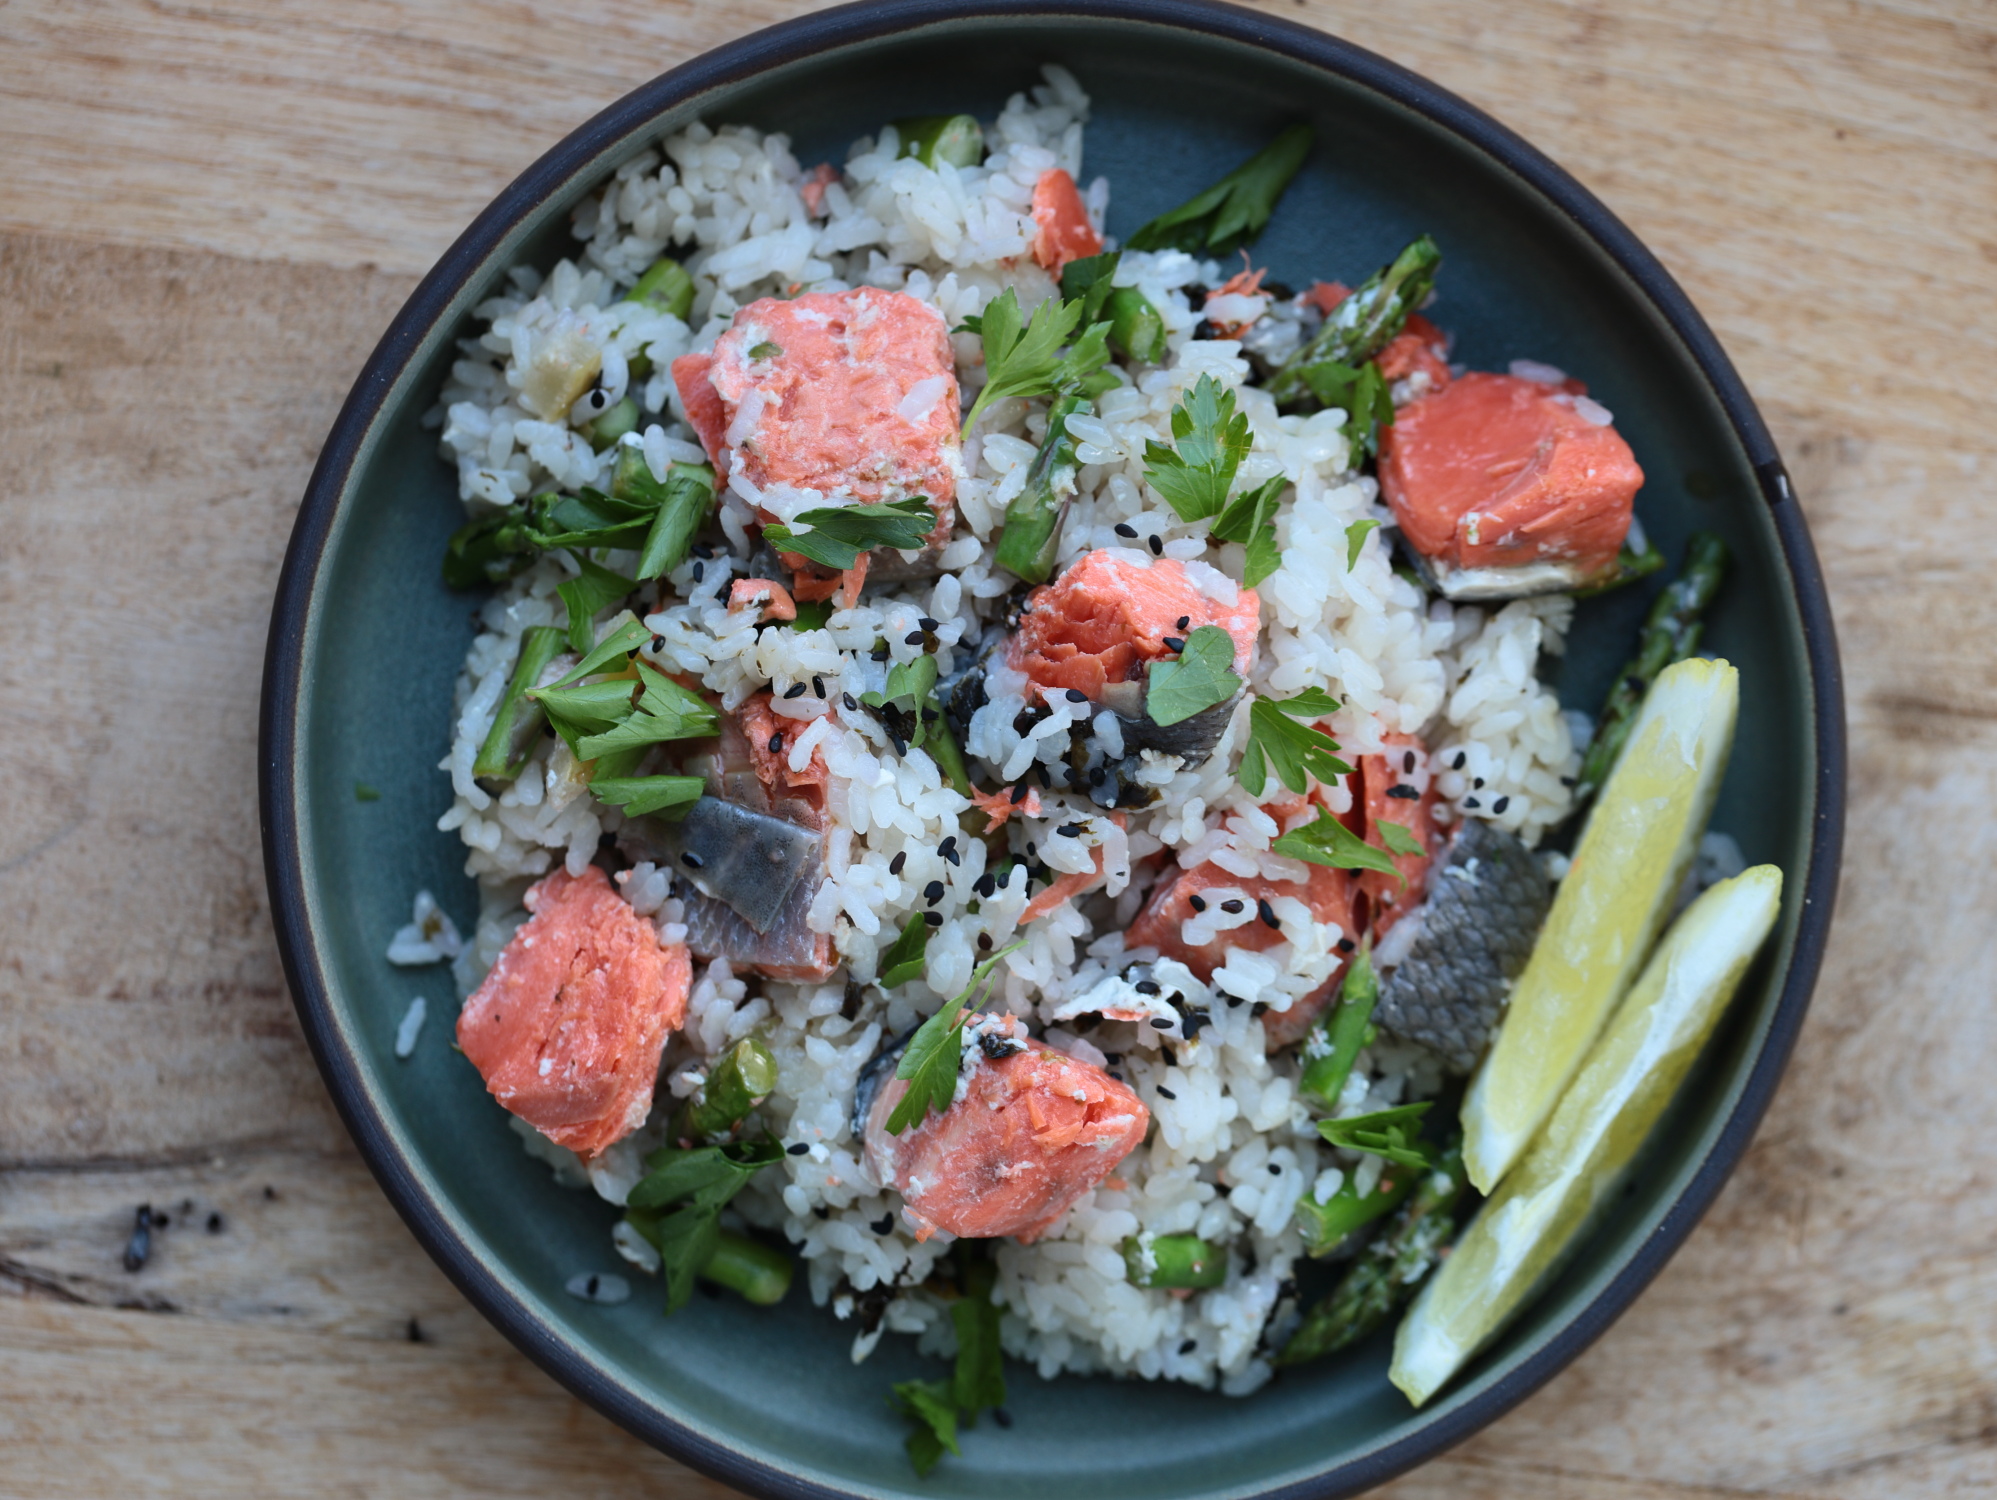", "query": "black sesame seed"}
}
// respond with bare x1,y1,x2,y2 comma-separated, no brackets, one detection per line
693,543,714,560
681,851,705,869
1182,1010,1210,1039
1473,776,1486,789
890,851,907,875
1148,534,1164,556
1227,993,1243,1007
1452,751,1467,769
1134,979,1161,995
1033,763,1051,788
923,911,944,927
1162,635,1186,653
1250,1002,1269,1018
1189,894,1207,912
1336,937,1356,954
919,616,939,631
924,880,945,904
1493,795,1511,814
1161,1045,1177,1066
1257,898,1280,930
586,1274,600,1298
1088,765,1107,786
842,692,860,712
1404,750,1417,773
1103,1052,1123,1065
1267,1163,1282,1176
977,933,992,951
1114,522,1138,538
206,1212,224,1234
1010,782,1030,805
1387,783,1420,799
1561,775,1577,787
941,837,960,864
812,675,826,698
1464,797,1481,809
1156,1086,1178,1099
768,732,785,753
1178,1338,1197,1355
1150,1017,1175,1030
1175,616,1190,631
871,642,890,661
787,1142,811,1156
691,560,705,582
1056,822,1084,838
1065,688,1089,703
650,634,666,653
872,1215,896,1235
904,630,926,646
814,1206,830,1220
783,681,807,699
974,872,996,897
1220,899,1245,914
1025,842,1038,859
